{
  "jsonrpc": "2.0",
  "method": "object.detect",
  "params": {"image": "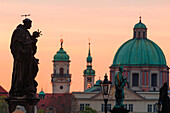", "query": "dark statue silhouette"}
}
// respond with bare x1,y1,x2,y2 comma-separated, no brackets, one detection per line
114,66,129,108
110,66,129,113
9,18,41,97
158,83,170,113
